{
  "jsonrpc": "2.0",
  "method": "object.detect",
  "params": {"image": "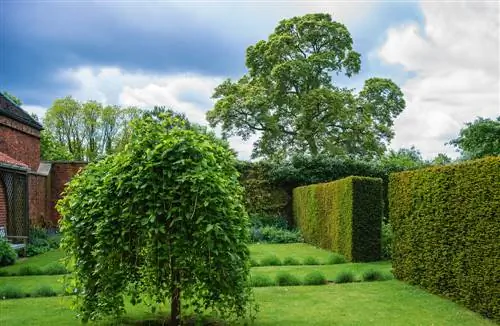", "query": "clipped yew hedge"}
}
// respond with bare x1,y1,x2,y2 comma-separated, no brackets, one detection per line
389,156,500,321
293,176,383,262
